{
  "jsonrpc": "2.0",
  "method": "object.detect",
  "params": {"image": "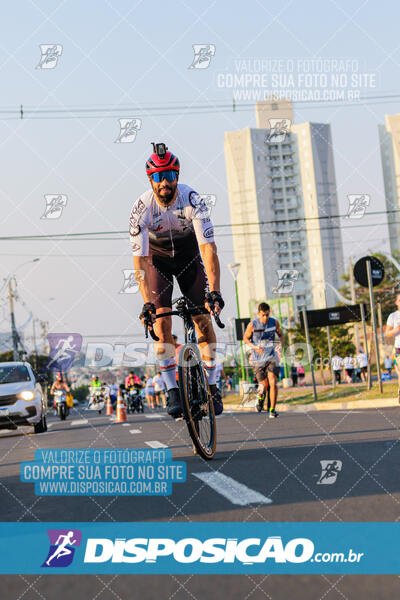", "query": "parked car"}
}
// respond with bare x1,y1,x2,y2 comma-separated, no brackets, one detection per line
0,362,47,433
